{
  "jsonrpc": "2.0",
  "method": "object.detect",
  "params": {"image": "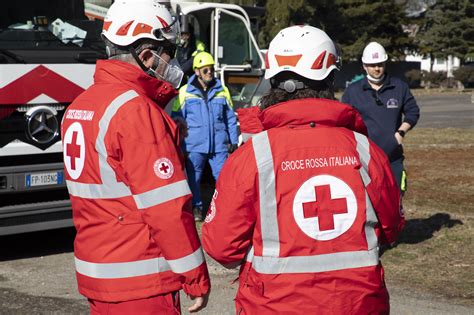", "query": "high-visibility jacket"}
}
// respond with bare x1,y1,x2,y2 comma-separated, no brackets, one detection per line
171,75,238,153
61,60,210,302
203,98,404,314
